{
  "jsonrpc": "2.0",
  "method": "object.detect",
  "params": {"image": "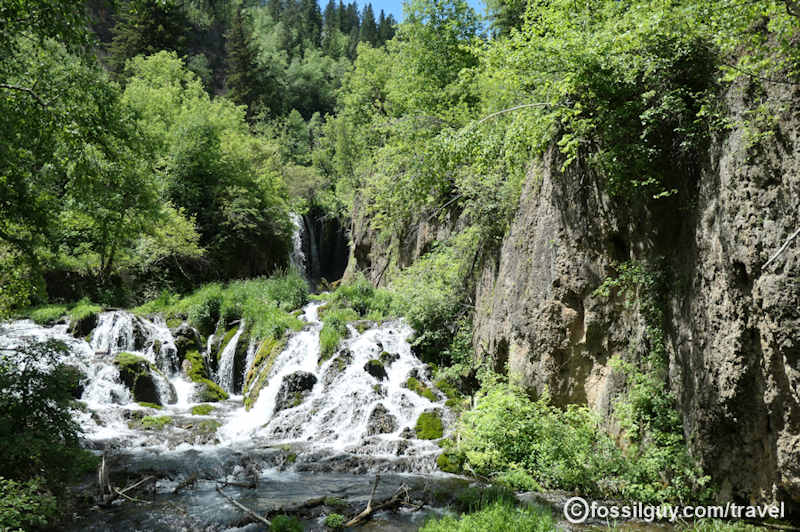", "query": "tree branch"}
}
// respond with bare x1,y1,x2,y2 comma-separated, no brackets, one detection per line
0,83,47,106
763,227,800,270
